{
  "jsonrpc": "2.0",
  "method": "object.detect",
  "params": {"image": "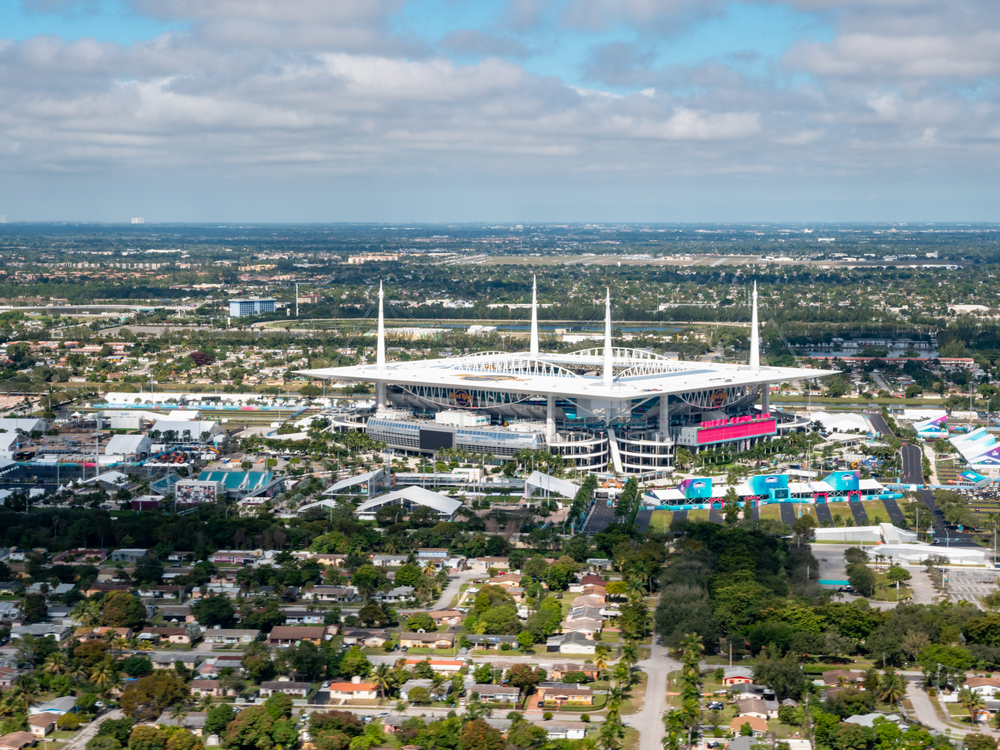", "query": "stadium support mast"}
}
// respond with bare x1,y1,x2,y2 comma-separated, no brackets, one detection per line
529,275,539,358
603,288,613,388
750,281,760,371
377,280,386,372
376,281,386,409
